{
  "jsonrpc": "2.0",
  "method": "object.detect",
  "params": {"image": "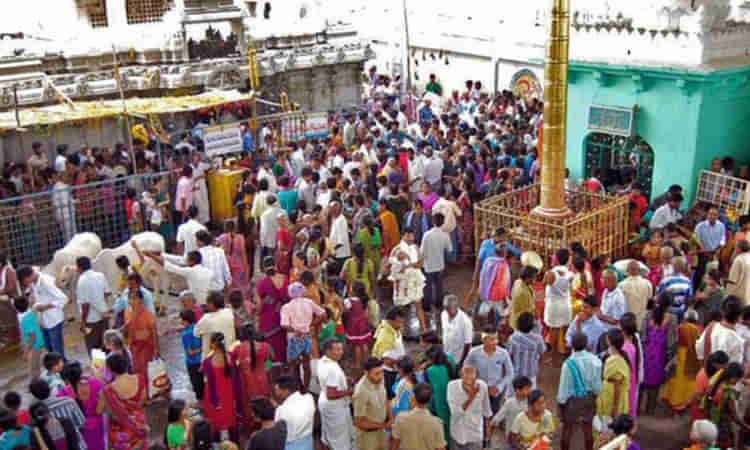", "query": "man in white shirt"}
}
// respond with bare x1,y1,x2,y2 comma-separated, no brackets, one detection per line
447,366,493,449
355,137,378,166
193,292,236,358
193,230,231,293
295,167,316,213
259,195,284,262
397,104,409,132
317,339,355,450
329,201,351,267
28,142,49,180
273,375,317,449
311,156,330,183
423,149,444,190
176,206,207,258
432,187,462,263
17,266,69,358
75,257,110,354
650,193,683,230
342,152,363,183
144,249,214,305
54,145,68,173
407,147,425,197
342,115,356,148
735,306,750,370
441,295,474,367
696,295,745,365
598,270,627,326
257,158,278,193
